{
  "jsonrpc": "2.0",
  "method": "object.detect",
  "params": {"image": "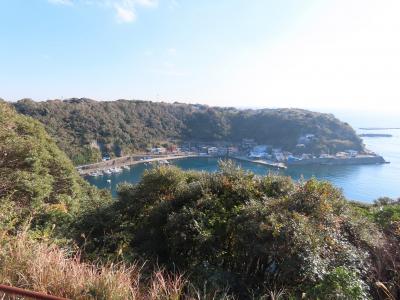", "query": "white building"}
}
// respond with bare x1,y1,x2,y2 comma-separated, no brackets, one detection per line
151,147,166,154
298,134,316,144
208,147,219,155
274,152,286,162
346,150,358,157
249,145,269,159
